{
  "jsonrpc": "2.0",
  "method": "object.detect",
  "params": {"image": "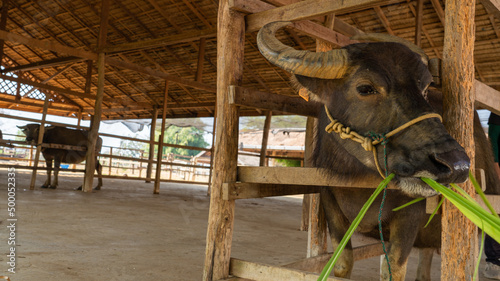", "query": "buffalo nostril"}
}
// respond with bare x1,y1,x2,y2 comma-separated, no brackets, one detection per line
392,162,415,177
432,150,470,183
